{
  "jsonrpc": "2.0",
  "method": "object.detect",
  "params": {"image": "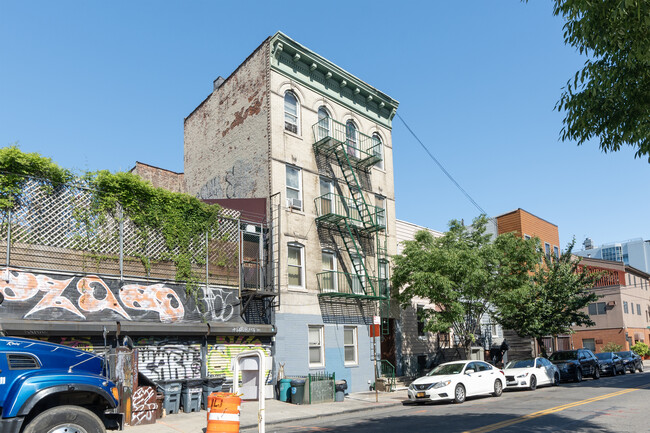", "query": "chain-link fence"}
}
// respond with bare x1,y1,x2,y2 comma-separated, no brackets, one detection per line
1,177,240,287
